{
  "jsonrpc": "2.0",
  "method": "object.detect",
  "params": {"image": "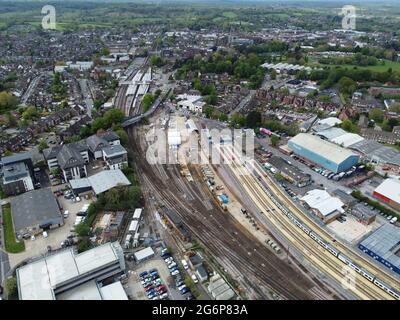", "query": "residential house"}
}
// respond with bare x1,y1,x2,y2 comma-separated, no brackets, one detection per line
102,145,128,170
